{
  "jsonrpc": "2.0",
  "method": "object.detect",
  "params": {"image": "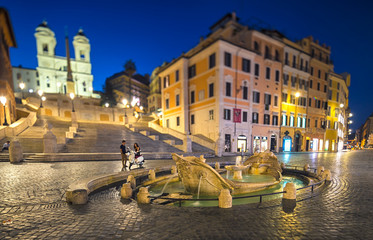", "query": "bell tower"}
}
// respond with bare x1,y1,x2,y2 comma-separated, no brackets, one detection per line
73,28,90,62
34,21,56,58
